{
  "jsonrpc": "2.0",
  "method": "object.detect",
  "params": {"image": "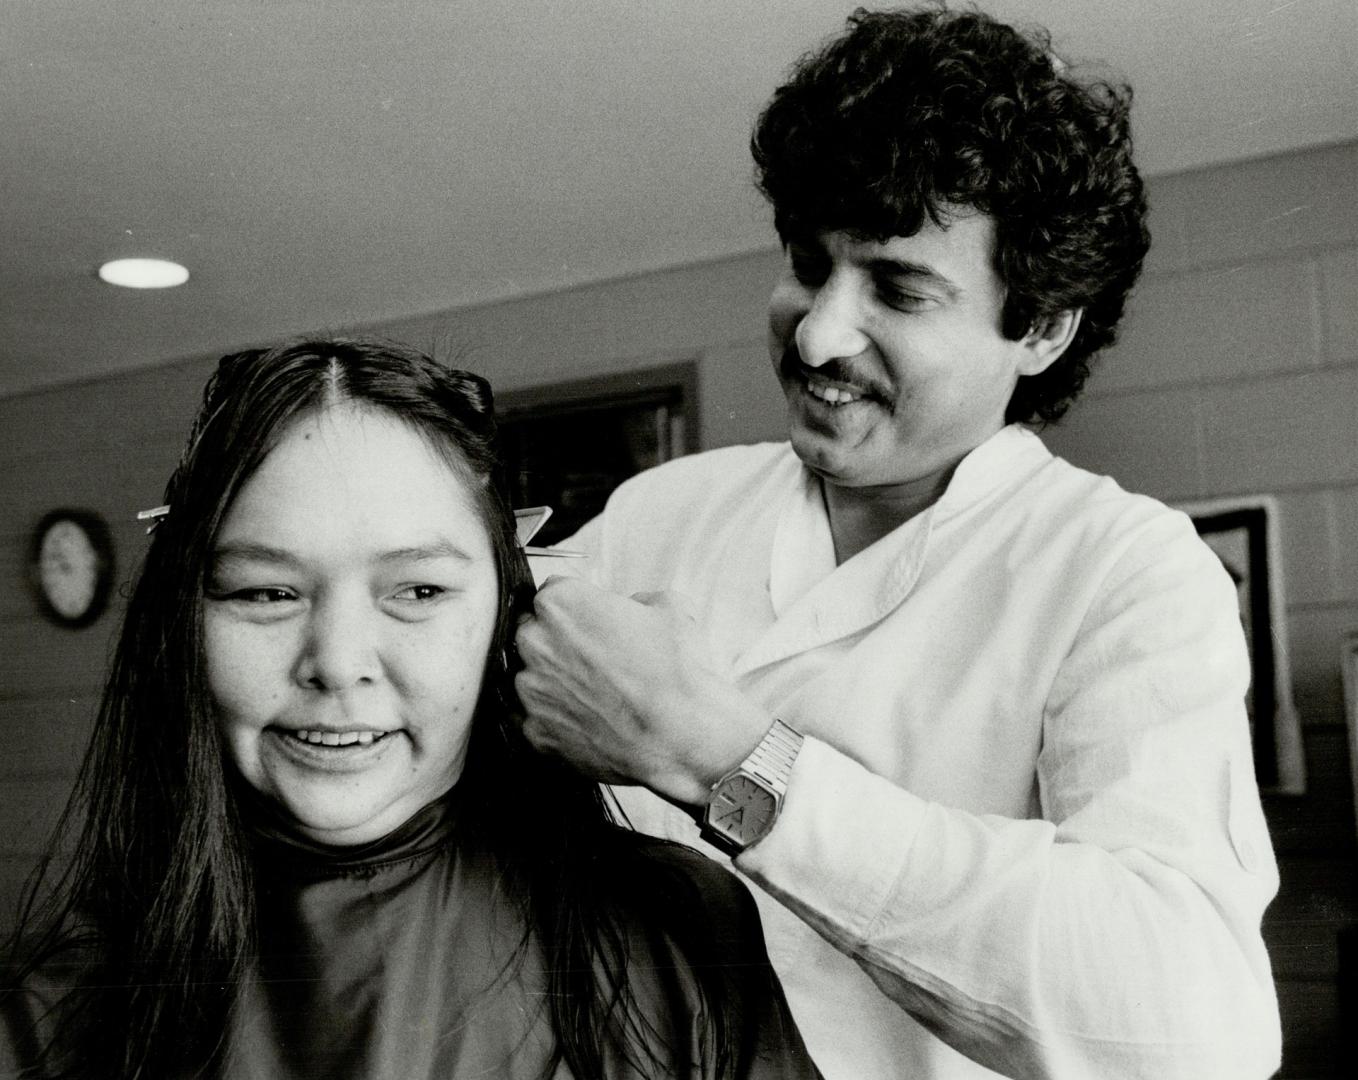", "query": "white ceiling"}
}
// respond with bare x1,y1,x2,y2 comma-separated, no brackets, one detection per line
3,0,1355,399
